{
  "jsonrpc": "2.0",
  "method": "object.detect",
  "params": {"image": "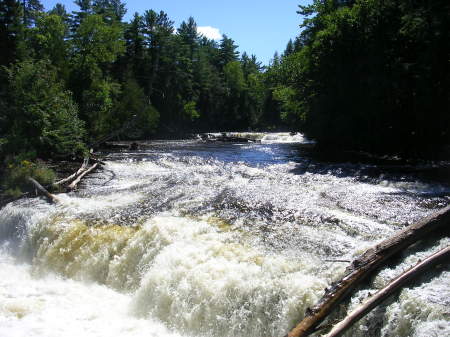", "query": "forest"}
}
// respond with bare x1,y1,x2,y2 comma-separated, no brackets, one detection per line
0,0,449,195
